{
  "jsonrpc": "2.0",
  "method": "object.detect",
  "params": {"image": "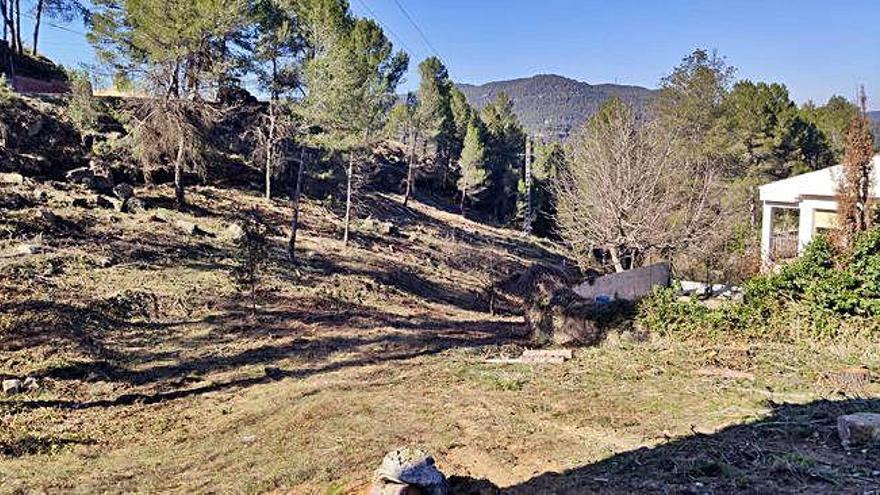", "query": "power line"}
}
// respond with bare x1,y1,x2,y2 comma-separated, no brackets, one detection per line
353,0,418,58
22,12,88,37
389,0,439,59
